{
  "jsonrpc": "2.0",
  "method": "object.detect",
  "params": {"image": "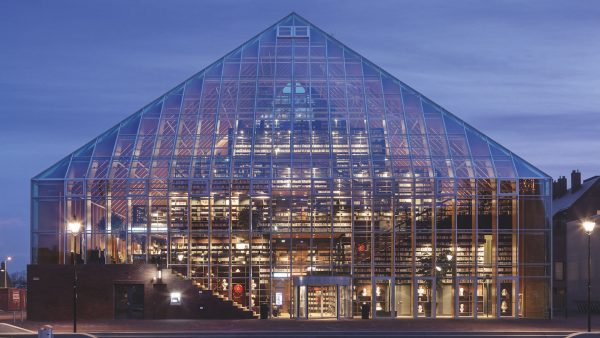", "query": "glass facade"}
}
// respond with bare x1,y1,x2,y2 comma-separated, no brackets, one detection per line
31,13,552,318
